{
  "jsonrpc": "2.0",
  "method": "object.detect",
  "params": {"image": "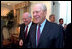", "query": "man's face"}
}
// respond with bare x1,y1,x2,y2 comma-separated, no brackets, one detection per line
22,14,31,25
33,5,46,24
60,20,63,24
50,16,55,23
